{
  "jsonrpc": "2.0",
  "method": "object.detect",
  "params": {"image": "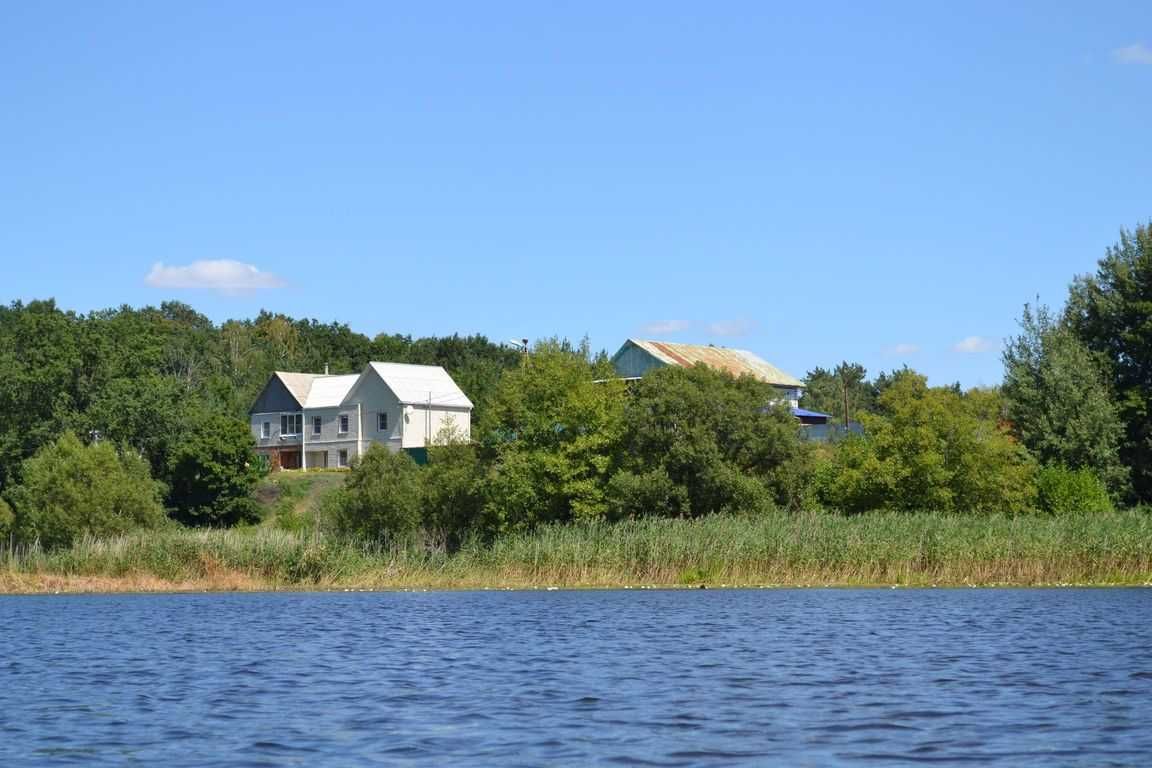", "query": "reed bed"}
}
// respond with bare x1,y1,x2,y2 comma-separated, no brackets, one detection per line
2,510,1151,593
